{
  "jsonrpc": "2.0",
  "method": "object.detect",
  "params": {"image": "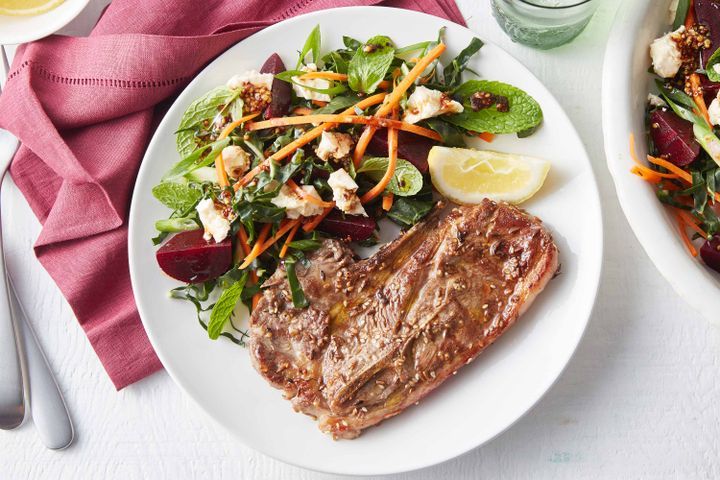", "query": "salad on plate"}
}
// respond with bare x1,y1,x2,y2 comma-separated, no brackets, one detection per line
151,26,546,344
